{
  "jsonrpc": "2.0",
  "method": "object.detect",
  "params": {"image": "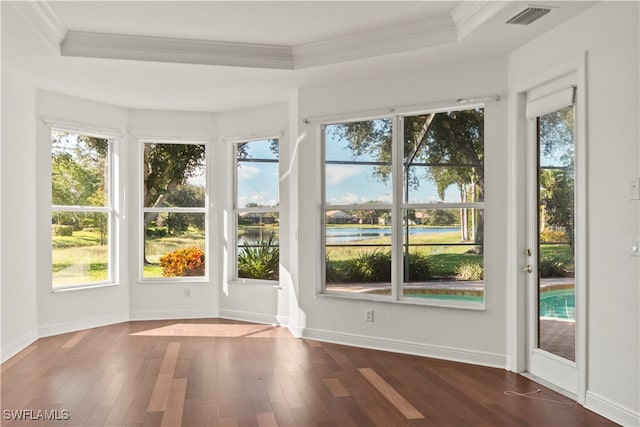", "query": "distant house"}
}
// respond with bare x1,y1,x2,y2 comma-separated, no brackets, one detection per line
325,210,356,224
238,212,277,225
